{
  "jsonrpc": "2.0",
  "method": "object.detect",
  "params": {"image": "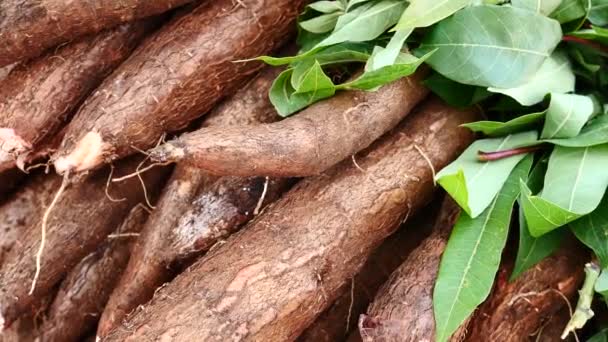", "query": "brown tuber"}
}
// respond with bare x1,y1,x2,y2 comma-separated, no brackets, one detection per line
463,239,587,342
0,174,61,267
0,157,169,330
0,0,193,67
0,20,157,172
103,98,477,341
97,67,291,337
149,71,429,177
359,198,465,342
52,0,306,175
40,205,149,342
298,198,443,342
